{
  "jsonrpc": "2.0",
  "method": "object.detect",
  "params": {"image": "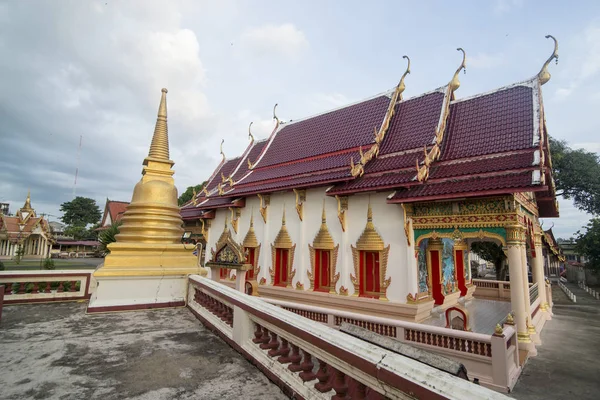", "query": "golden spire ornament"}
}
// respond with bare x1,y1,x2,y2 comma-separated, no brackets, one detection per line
538,35,559,85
